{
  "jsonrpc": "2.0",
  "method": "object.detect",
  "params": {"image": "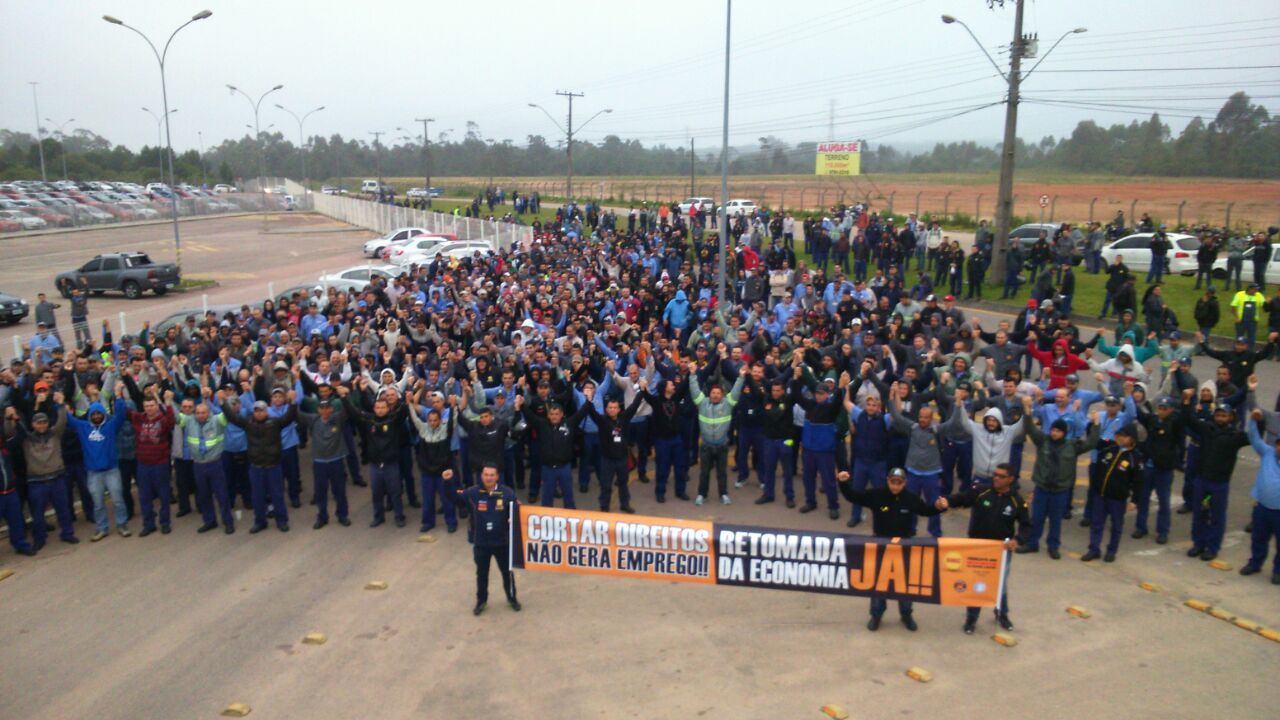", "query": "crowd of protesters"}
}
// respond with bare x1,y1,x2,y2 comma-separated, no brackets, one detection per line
2,195,1278,629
